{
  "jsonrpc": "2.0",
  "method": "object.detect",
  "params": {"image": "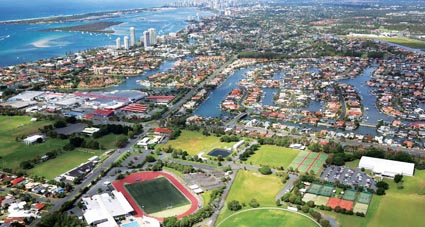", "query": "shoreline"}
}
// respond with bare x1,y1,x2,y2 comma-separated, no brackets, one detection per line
0,7,164,25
